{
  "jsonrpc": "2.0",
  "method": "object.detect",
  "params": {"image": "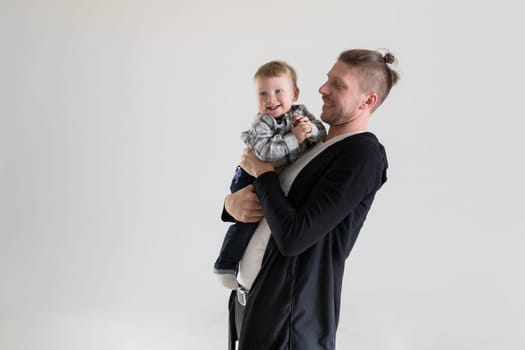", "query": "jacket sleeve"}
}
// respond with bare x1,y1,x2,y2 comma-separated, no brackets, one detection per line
242,114,299,163
252,145,384,256
221,205,235,223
